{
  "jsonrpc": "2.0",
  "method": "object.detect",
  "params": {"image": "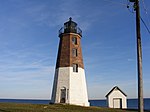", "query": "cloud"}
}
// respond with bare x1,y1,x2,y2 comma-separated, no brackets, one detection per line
0,47,55,99
14,0,104,31
0,42,55,83
88,79,137,99
127,58,134,62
